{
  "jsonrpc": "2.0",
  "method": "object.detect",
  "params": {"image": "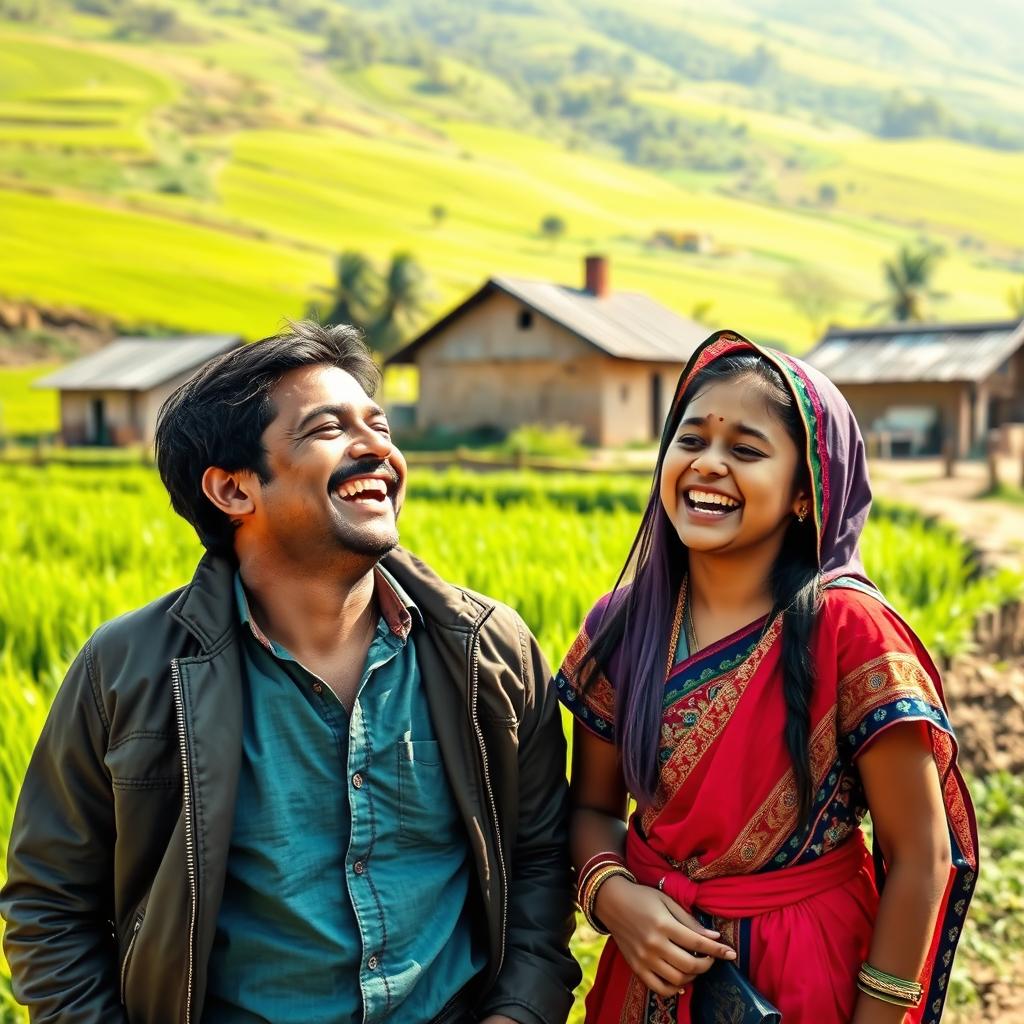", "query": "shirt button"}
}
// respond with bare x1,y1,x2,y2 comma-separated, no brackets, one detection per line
367,954,379,971
312,682,323,694
352,773,364,789
353,860,365,875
